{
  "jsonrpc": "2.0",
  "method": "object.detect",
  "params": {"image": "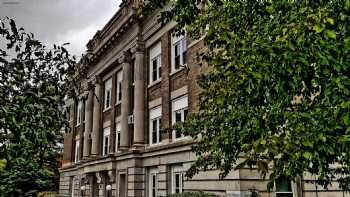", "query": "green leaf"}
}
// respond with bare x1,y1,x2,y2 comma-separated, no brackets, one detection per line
313,24,323,33
303,152,312,159
325,30,337,39
326,17,334,25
